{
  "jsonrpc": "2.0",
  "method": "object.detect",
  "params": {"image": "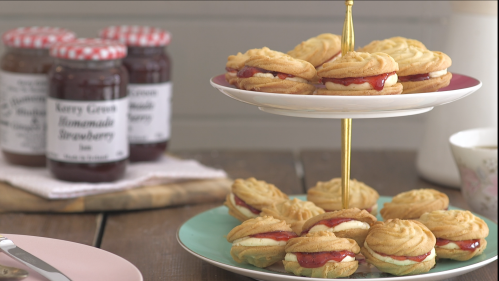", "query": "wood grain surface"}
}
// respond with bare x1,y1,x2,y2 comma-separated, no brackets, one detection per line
0,213,100,246
99,150,496,281
0,150,496,280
